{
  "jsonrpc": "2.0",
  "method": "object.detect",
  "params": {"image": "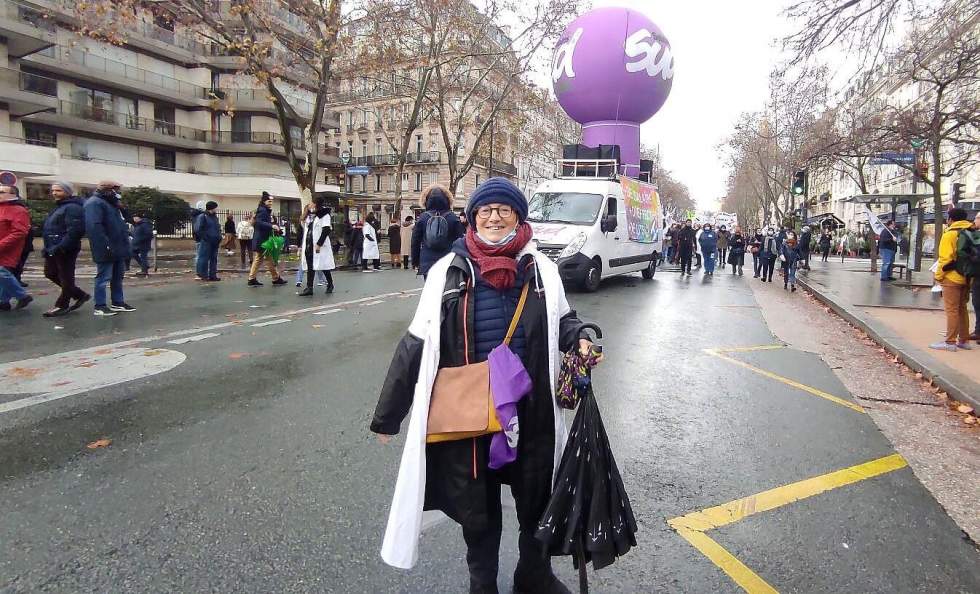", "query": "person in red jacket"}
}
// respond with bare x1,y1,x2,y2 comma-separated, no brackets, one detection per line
0,184,33,310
